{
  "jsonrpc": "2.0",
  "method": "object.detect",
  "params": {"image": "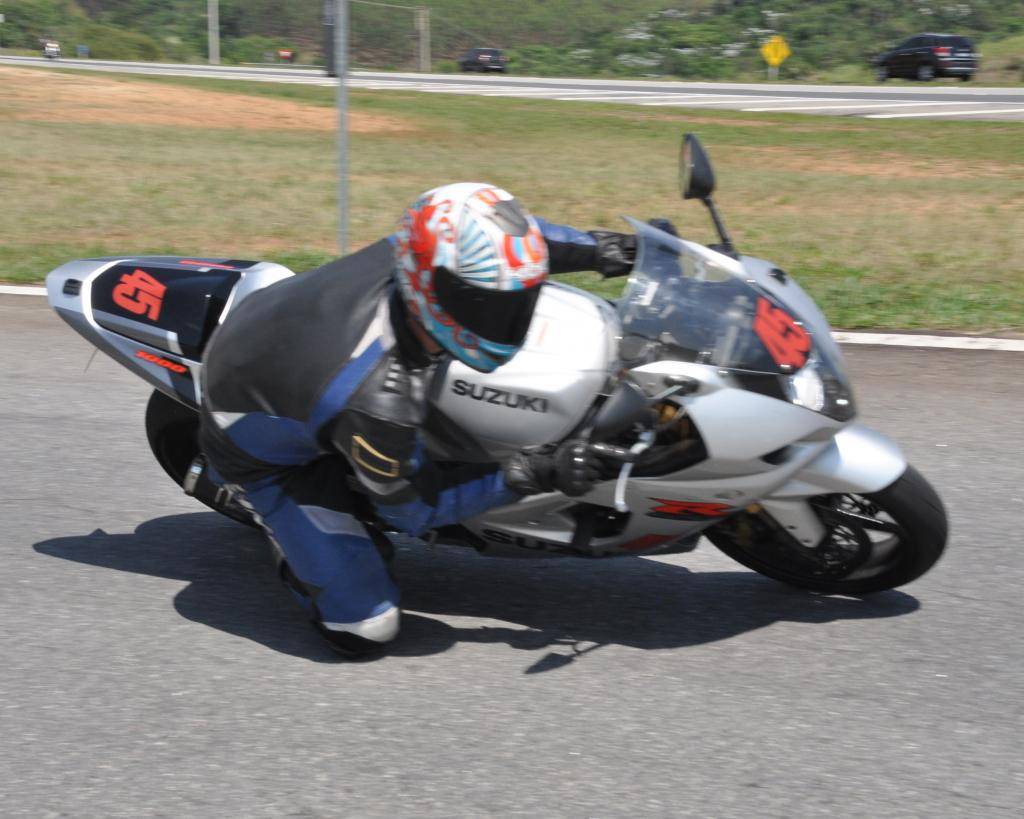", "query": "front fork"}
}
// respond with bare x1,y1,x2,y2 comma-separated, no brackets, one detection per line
755,424,907,549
